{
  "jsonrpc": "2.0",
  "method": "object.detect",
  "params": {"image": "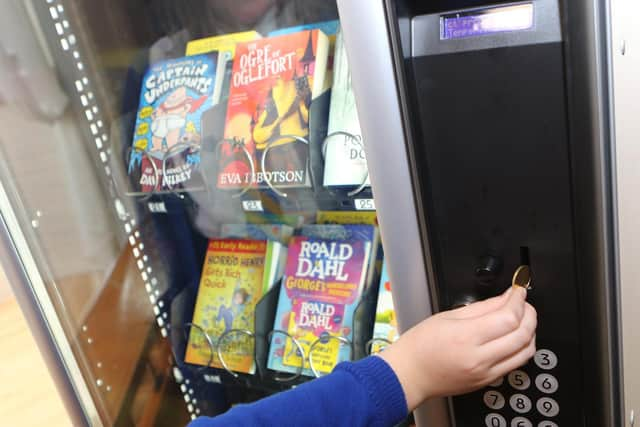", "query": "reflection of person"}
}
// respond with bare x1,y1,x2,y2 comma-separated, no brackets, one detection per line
190,286,537,426
216,288,250,332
